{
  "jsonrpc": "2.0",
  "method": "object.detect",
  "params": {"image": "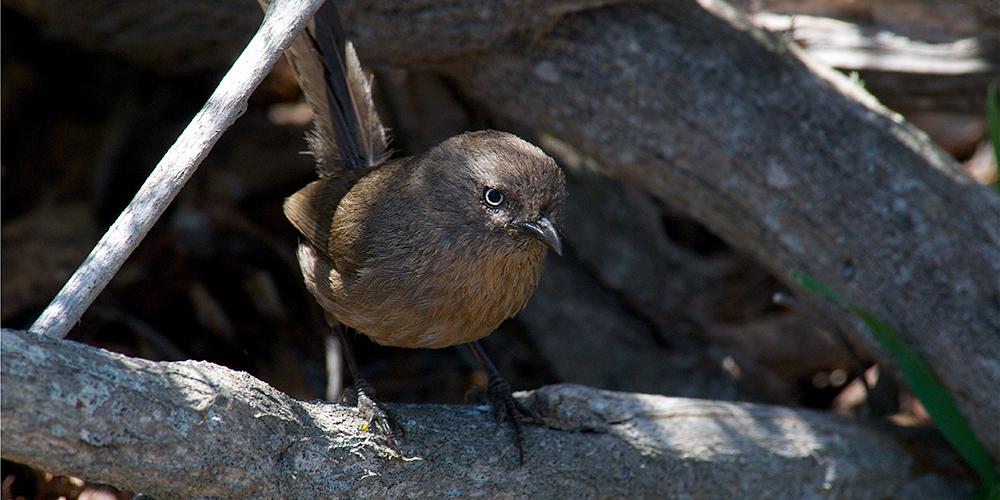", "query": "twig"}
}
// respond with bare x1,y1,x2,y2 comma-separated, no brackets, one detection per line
27,0,325,339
